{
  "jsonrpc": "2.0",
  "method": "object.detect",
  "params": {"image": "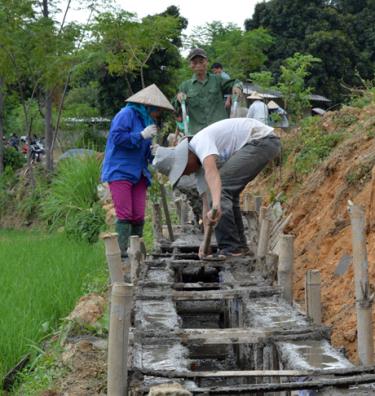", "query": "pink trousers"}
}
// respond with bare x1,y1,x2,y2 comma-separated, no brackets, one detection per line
109,178,147,223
